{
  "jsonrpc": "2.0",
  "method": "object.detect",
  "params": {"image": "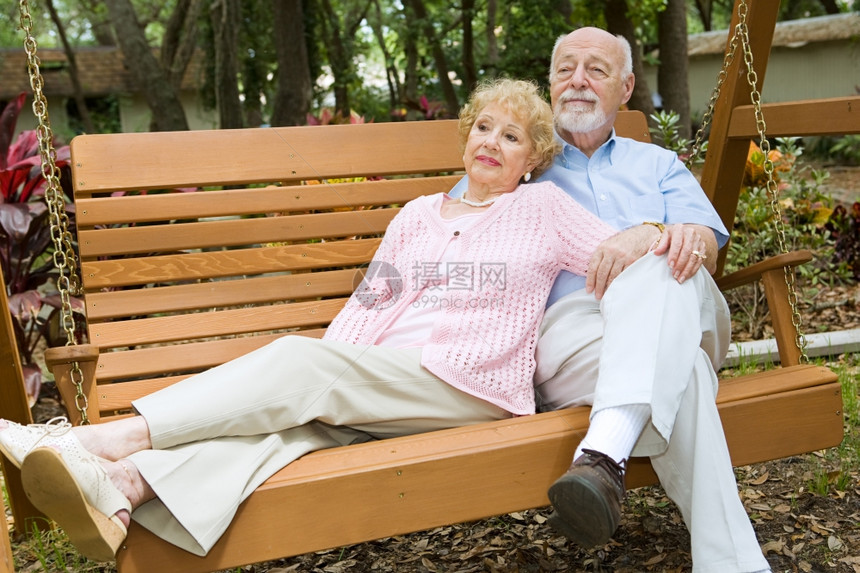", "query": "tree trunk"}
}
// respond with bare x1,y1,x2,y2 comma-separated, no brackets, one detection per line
817,0,840,14
403,25,420,120
46,0,95,134
104,0,189,131
462,0,477,93
210,0,243,129
484,0,499,76
161,0,205,92
270,0,313,126
319,0,350,117
603,0,655,120
694,0,713,31
318,0,371,119
406,0,459,116
369,0,402,112
658,0,691,140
